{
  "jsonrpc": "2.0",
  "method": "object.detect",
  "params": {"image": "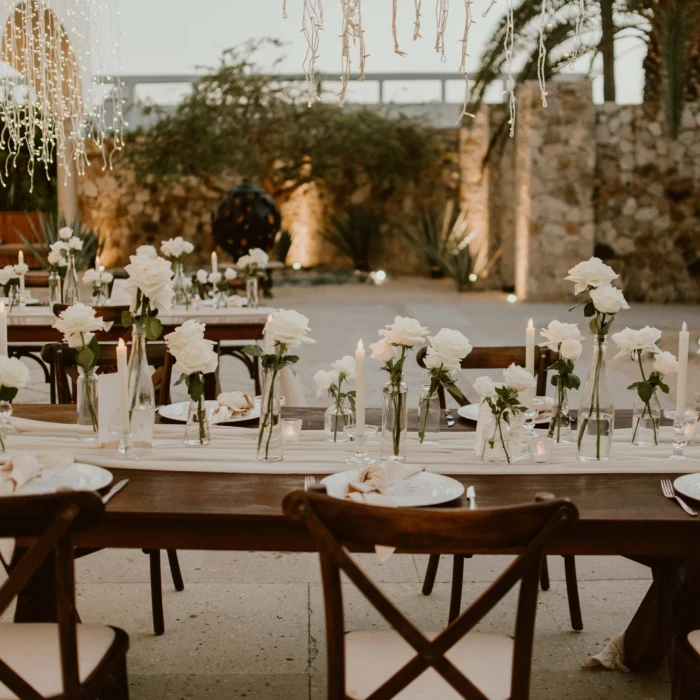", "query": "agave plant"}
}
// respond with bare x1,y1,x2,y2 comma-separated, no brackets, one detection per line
323,206,381,272
274,230,294,265
438,232,503,293
19,213,103,272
